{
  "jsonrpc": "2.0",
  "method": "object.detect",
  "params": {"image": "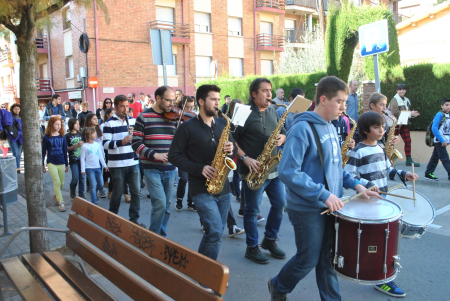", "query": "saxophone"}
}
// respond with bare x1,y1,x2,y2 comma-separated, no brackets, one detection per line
206,109,237,195
383,111,403,166
246,101,289,191
341,112,357,167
